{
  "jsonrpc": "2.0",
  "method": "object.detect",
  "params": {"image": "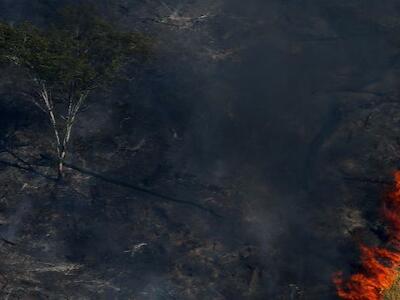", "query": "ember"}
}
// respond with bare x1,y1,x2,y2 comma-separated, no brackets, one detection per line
334,172,400,299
